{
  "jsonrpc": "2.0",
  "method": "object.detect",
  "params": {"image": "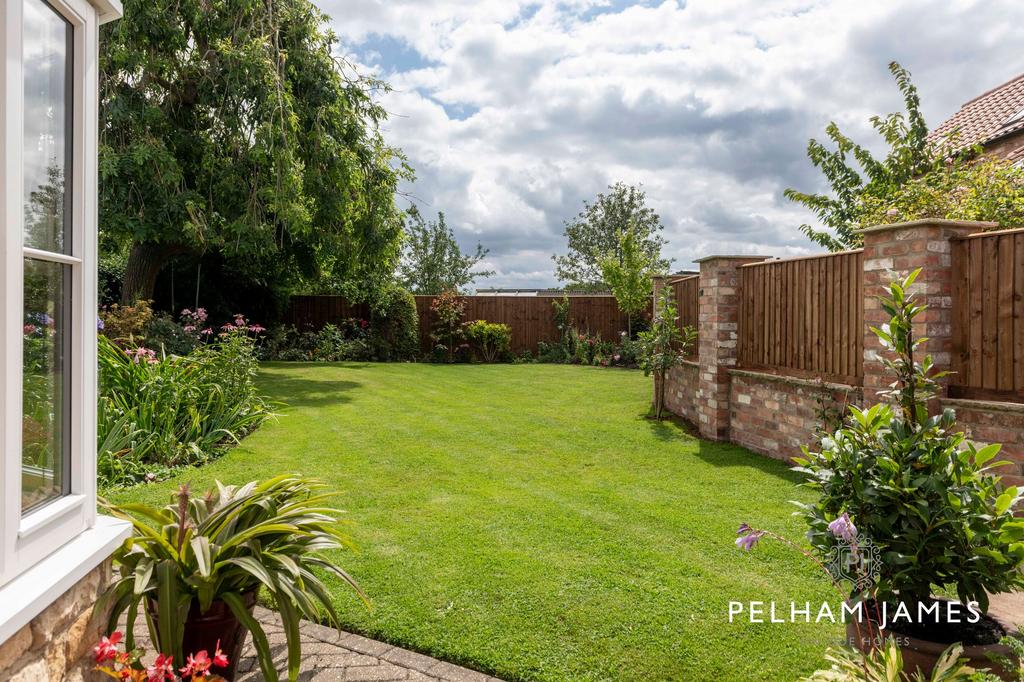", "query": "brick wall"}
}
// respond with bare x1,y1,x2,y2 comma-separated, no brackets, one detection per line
729,370,862,462
0,561,113,681
663,361,700,424
657,220,1024,468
